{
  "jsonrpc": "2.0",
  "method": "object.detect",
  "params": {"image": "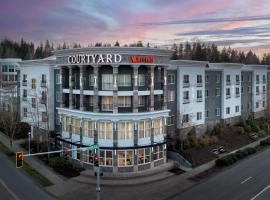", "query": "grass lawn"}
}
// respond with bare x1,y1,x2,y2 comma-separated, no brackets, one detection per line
0,142,53,187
